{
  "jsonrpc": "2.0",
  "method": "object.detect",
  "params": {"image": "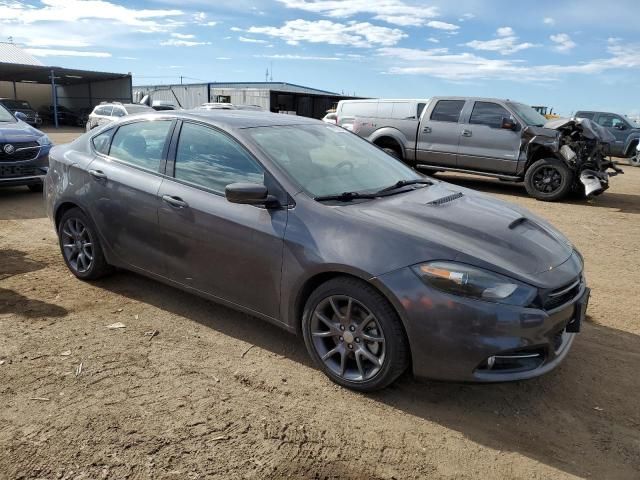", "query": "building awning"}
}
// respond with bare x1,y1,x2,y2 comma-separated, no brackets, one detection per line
0,62,130,85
